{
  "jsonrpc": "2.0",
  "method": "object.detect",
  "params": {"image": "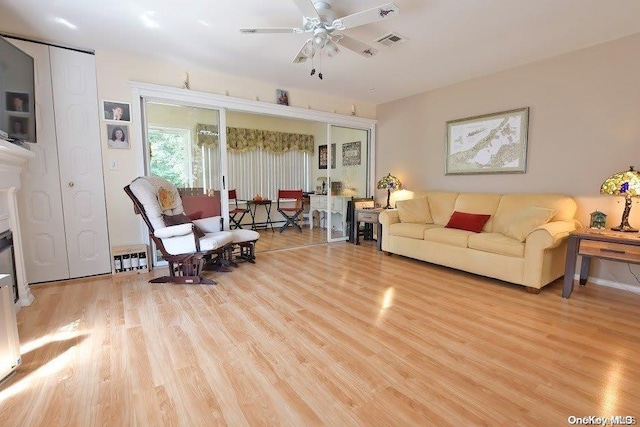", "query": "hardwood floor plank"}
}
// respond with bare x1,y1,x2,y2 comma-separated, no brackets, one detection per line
2,242,640,426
